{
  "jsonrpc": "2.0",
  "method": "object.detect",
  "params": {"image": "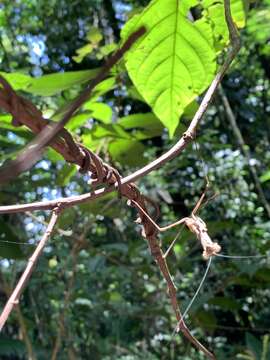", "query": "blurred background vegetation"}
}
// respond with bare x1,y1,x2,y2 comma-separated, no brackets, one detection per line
0,0,270,359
